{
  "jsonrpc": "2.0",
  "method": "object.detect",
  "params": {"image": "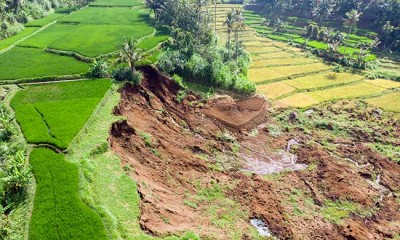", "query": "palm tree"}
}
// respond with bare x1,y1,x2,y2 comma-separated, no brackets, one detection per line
145,0,162,20
343,9,362,55
233,8,246,61
224,10,235,60
214,0,217,33
117,38,143,73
